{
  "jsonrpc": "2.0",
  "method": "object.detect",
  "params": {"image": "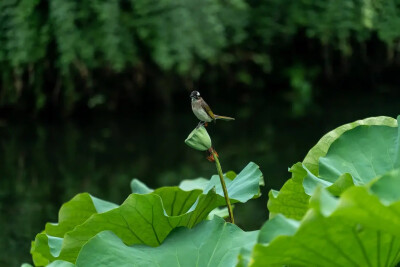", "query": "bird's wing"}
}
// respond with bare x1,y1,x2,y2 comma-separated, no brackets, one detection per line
201,99,215,119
